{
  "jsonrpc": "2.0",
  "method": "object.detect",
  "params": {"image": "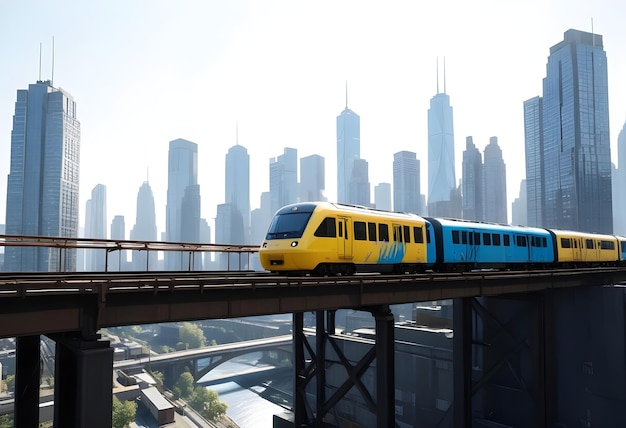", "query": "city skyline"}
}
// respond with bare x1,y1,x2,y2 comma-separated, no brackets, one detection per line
1,2,625,237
